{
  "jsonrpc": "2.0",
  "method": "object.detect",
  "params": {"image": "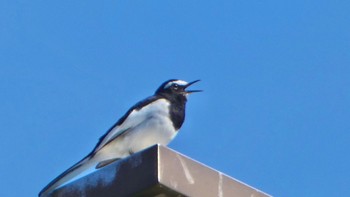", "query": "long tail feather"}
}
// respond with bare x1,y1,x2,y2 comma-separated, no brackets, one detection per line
39,155,97,197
